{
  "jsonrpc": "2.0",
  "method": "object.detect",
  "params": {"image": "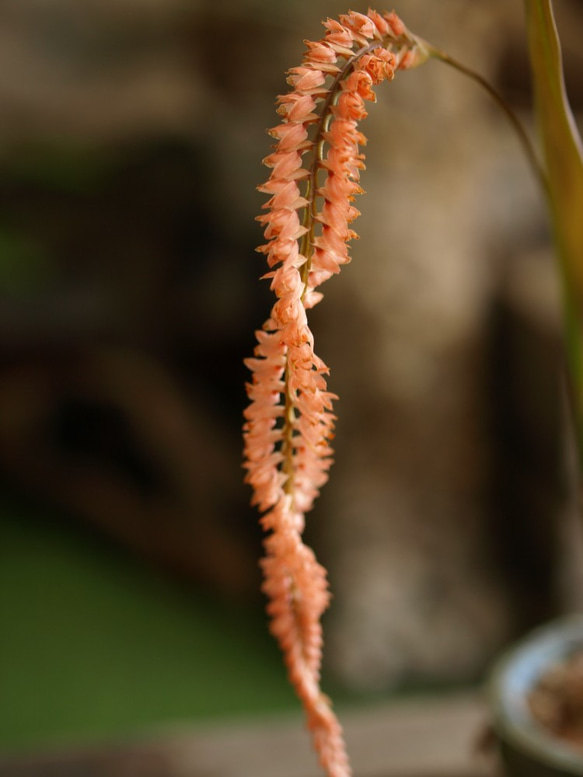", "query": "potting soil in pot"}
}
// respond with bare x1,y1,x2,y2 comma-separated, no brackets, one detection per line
528,651,583,752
